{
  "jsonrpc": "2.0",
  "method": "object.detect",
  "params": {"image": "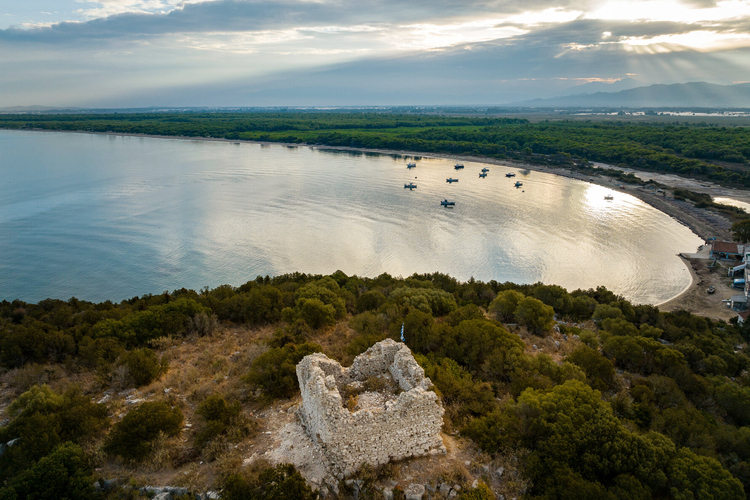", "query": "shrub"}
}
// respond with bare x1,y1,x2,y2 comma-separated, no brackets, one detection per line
514,297,555,336
356,290,387,312
0,385,108,480
104,401,183,461
243,342,321,399
222,463,317,500
489,290,525,322
0,443,99,500
195,394,242,446
120,348,165,387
